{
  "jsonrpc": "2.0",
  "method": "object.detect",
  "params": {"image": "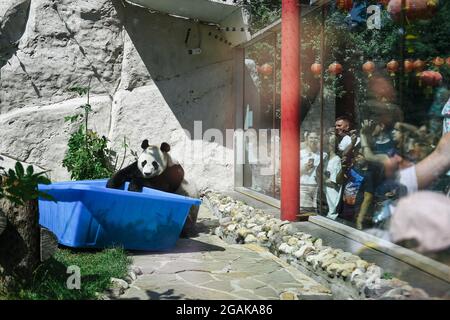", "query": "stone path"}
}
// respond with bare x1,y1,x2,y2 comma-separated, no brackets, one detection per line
119,205,332,300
